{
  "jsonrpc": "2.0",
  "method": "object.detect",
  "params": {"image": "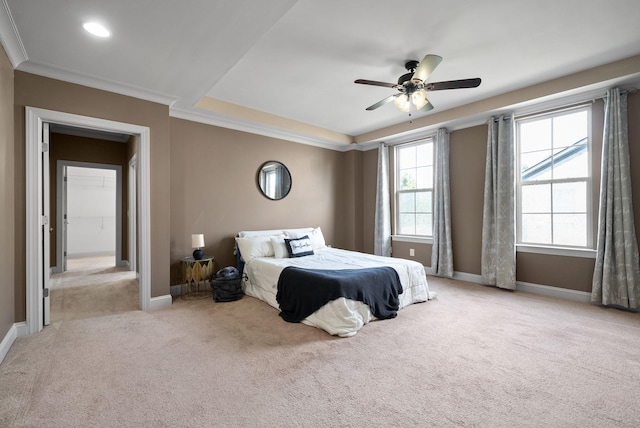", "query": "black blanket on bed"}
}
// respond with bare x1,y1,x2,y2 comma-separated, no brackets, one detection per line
276,266,403,323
